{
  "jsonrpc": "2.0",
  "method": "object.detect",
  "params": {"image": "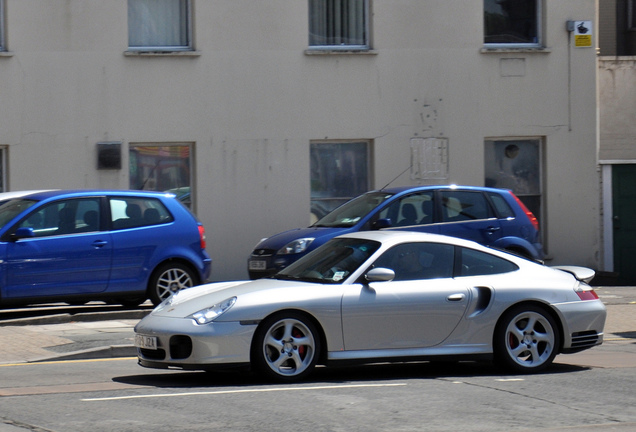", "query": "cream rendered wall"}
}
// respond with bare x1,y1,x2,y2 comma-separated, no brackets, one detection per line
0,1,600,280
